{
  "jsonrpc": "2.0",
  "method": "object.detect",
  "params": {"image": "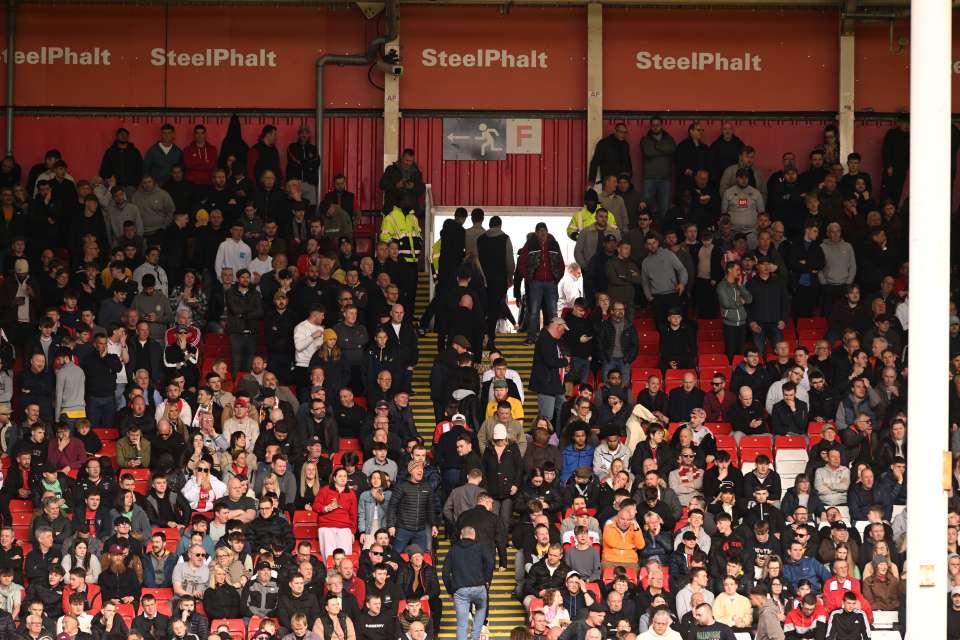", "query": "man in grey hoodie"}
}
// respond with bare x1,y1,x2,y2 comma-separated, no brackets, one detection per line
818,222,857,317
131,175,176,241
53,346,85,423
640,234,687,332
749,586,785,640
